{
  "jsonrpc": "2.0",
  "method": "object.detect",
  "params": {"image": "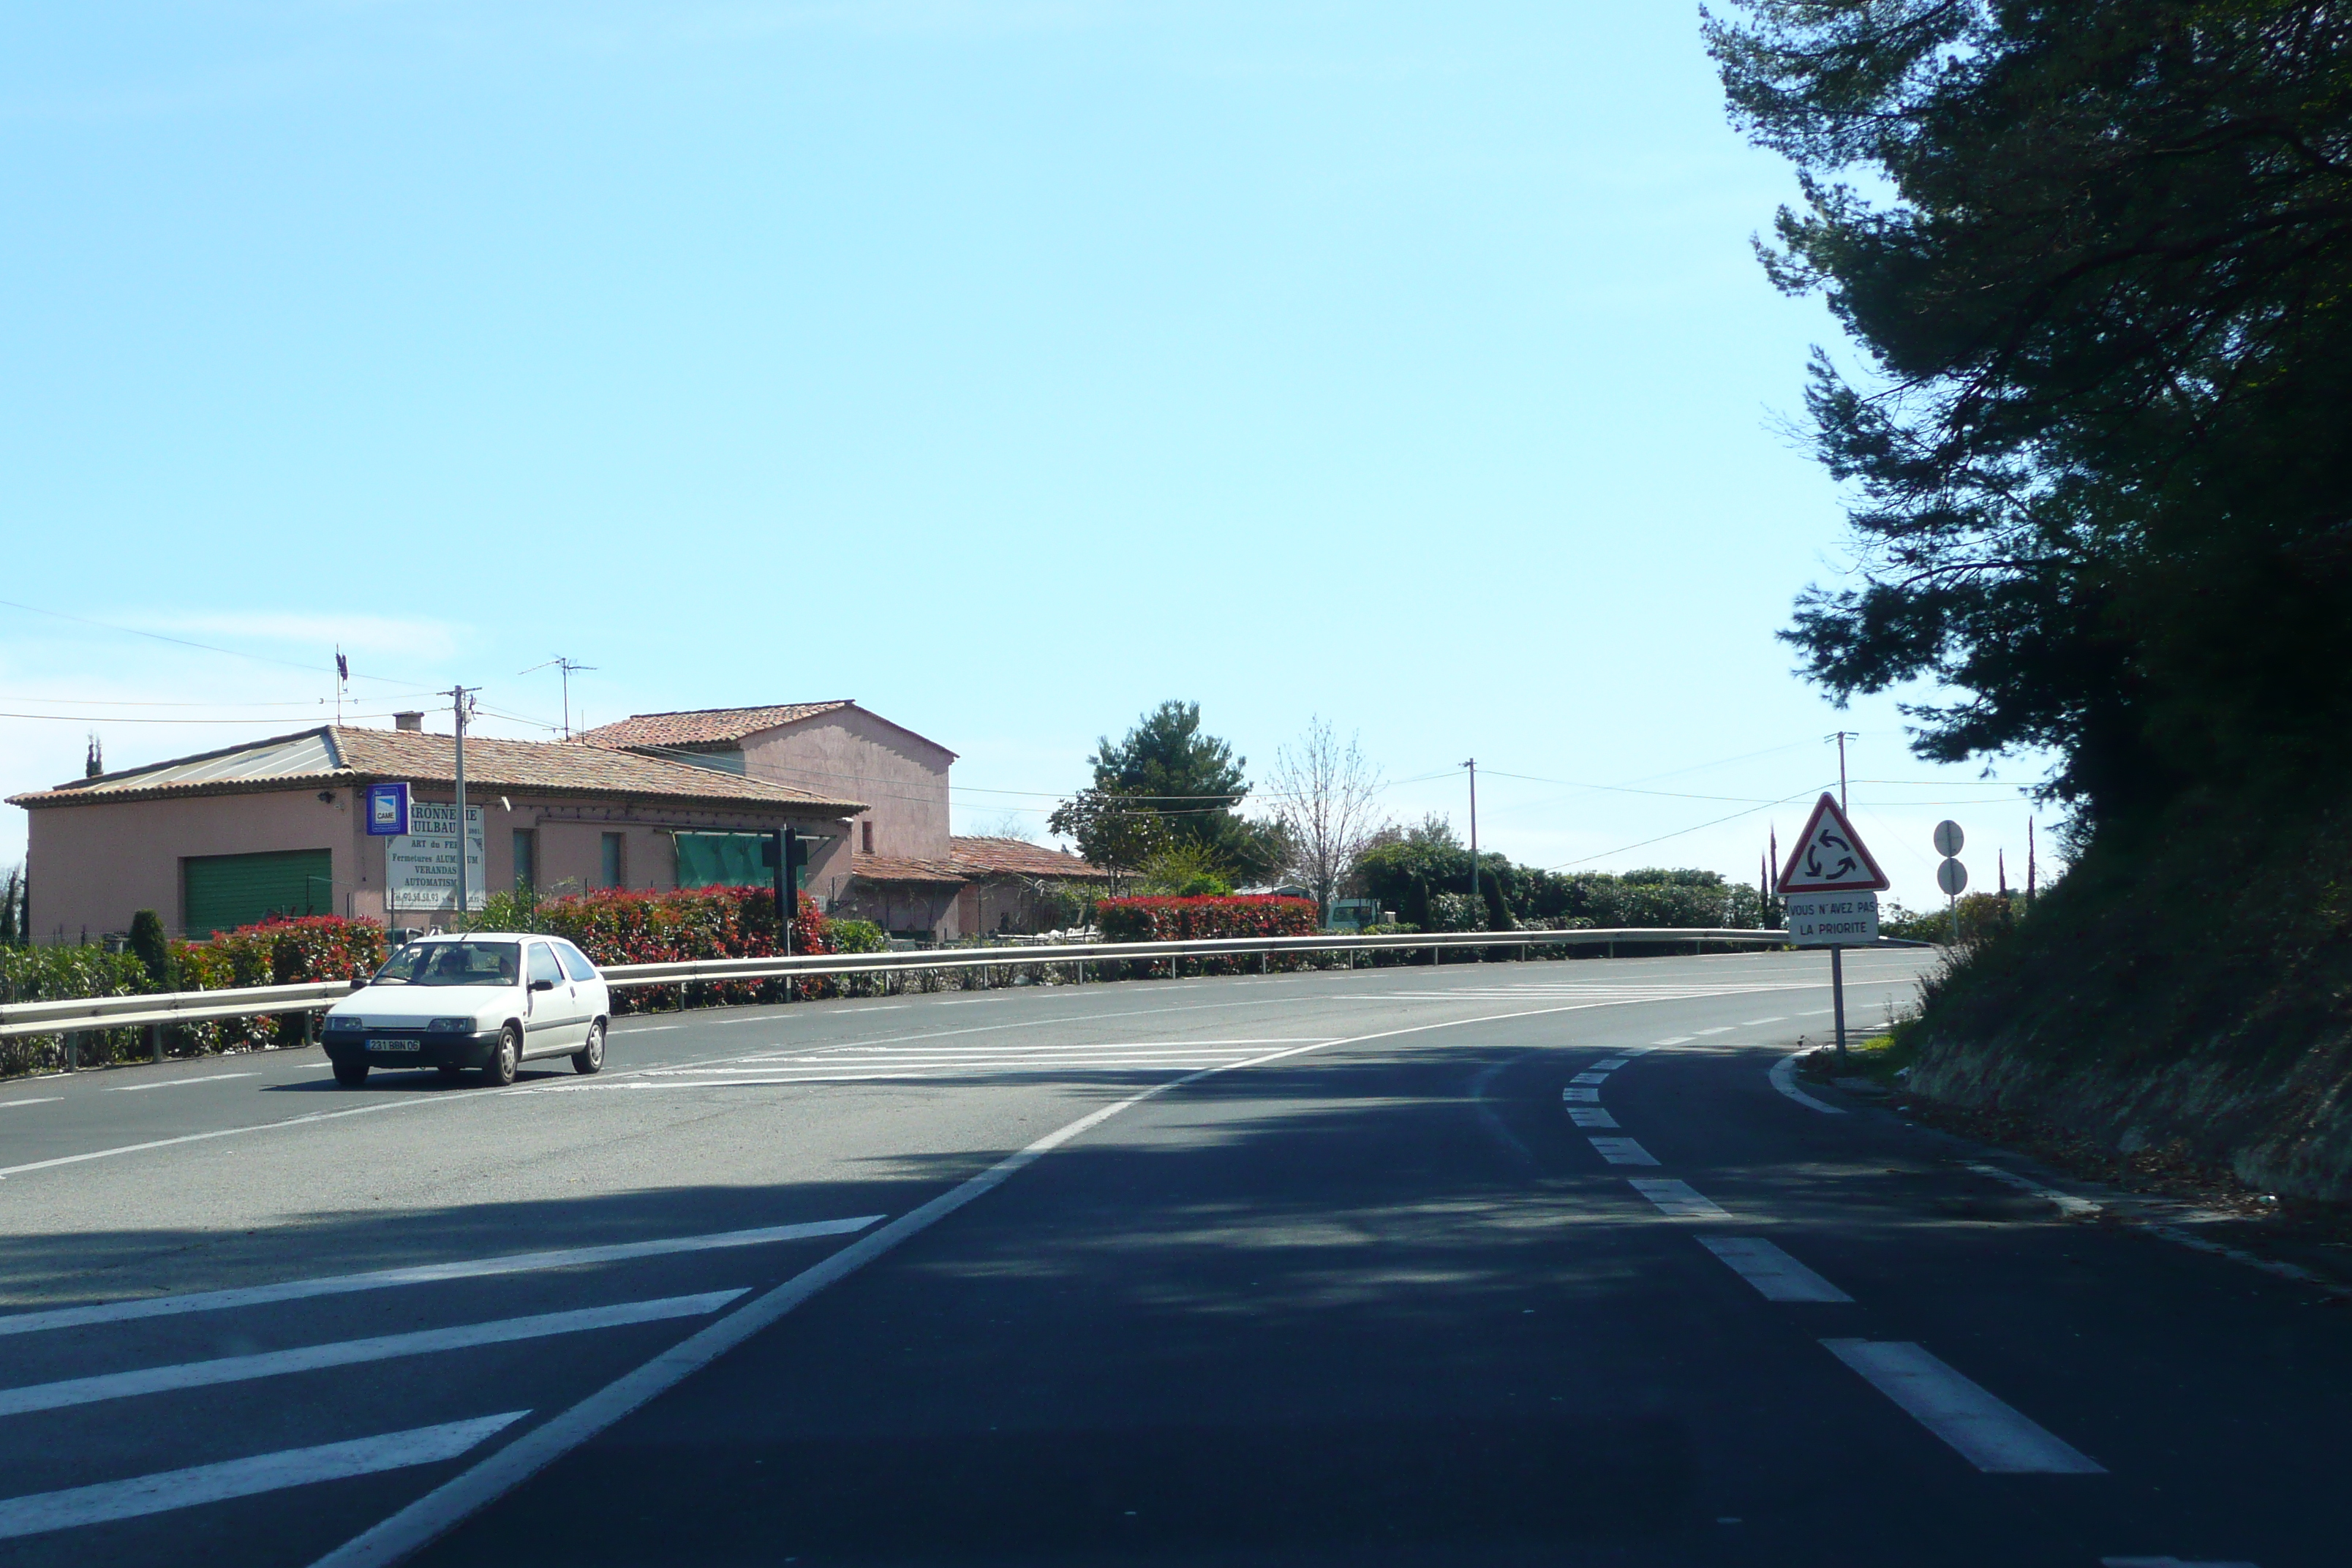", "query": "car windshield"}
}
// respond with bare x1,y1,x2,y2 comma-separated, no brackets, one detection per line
369,941,521,988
